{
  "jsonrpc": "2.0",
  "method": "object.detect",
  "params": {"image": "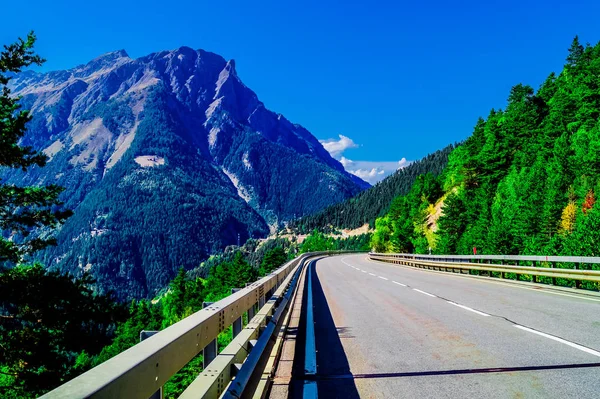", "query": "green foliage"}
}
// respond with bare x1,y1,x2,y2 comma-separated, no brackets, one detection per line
300,230,332,252
204,252,258,301
372,38,600,263
0,265,125,397
0,33,108,399
259,247,287,275
289,145,454,233
300,230,372,253
0,32,72,264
